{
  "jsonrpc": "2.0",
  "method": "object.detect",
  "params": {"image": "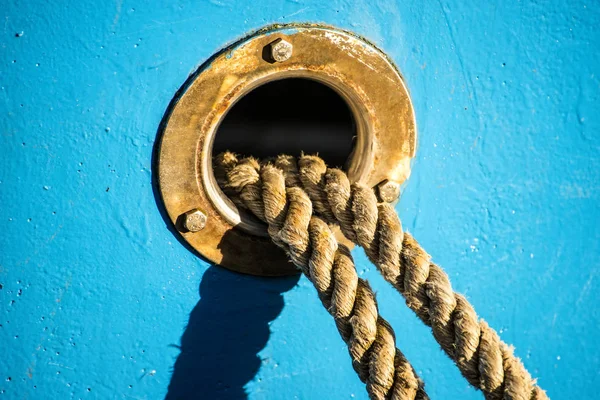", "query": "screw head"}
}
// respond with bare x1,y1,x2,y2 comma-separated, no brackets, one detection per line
269,39,293,62
182,209,207,232
377,180,401,203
